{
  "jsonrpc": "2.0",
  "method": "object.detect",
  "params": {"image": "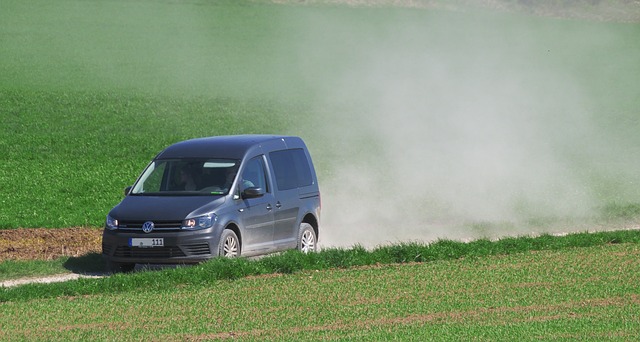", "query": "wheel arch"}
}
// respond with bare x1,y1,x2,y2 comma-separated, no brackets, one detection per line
302,213,319,240
224,222,242,252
